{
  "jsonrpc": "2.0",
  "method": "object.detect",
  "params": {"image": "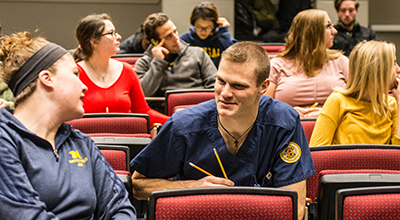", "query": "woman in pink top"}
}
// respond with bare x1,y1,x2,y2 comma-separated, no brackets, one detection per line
73,13,169,125
265,9,348,118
